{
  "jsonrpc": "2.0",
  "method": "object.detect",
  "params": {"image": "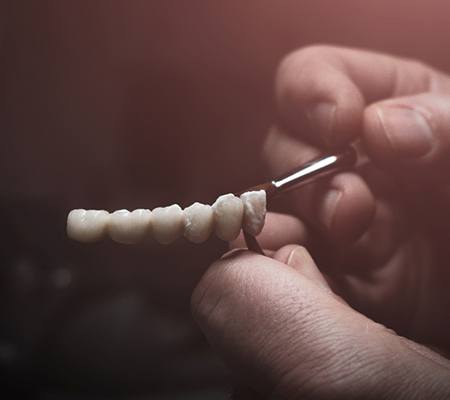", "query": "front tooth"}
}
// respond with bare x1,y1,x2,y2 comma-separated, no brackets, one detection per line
240,190,267,236
67,209,110,243
108,209,152,244
183,202,214,243
151,204,185,244
212,193,243,241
